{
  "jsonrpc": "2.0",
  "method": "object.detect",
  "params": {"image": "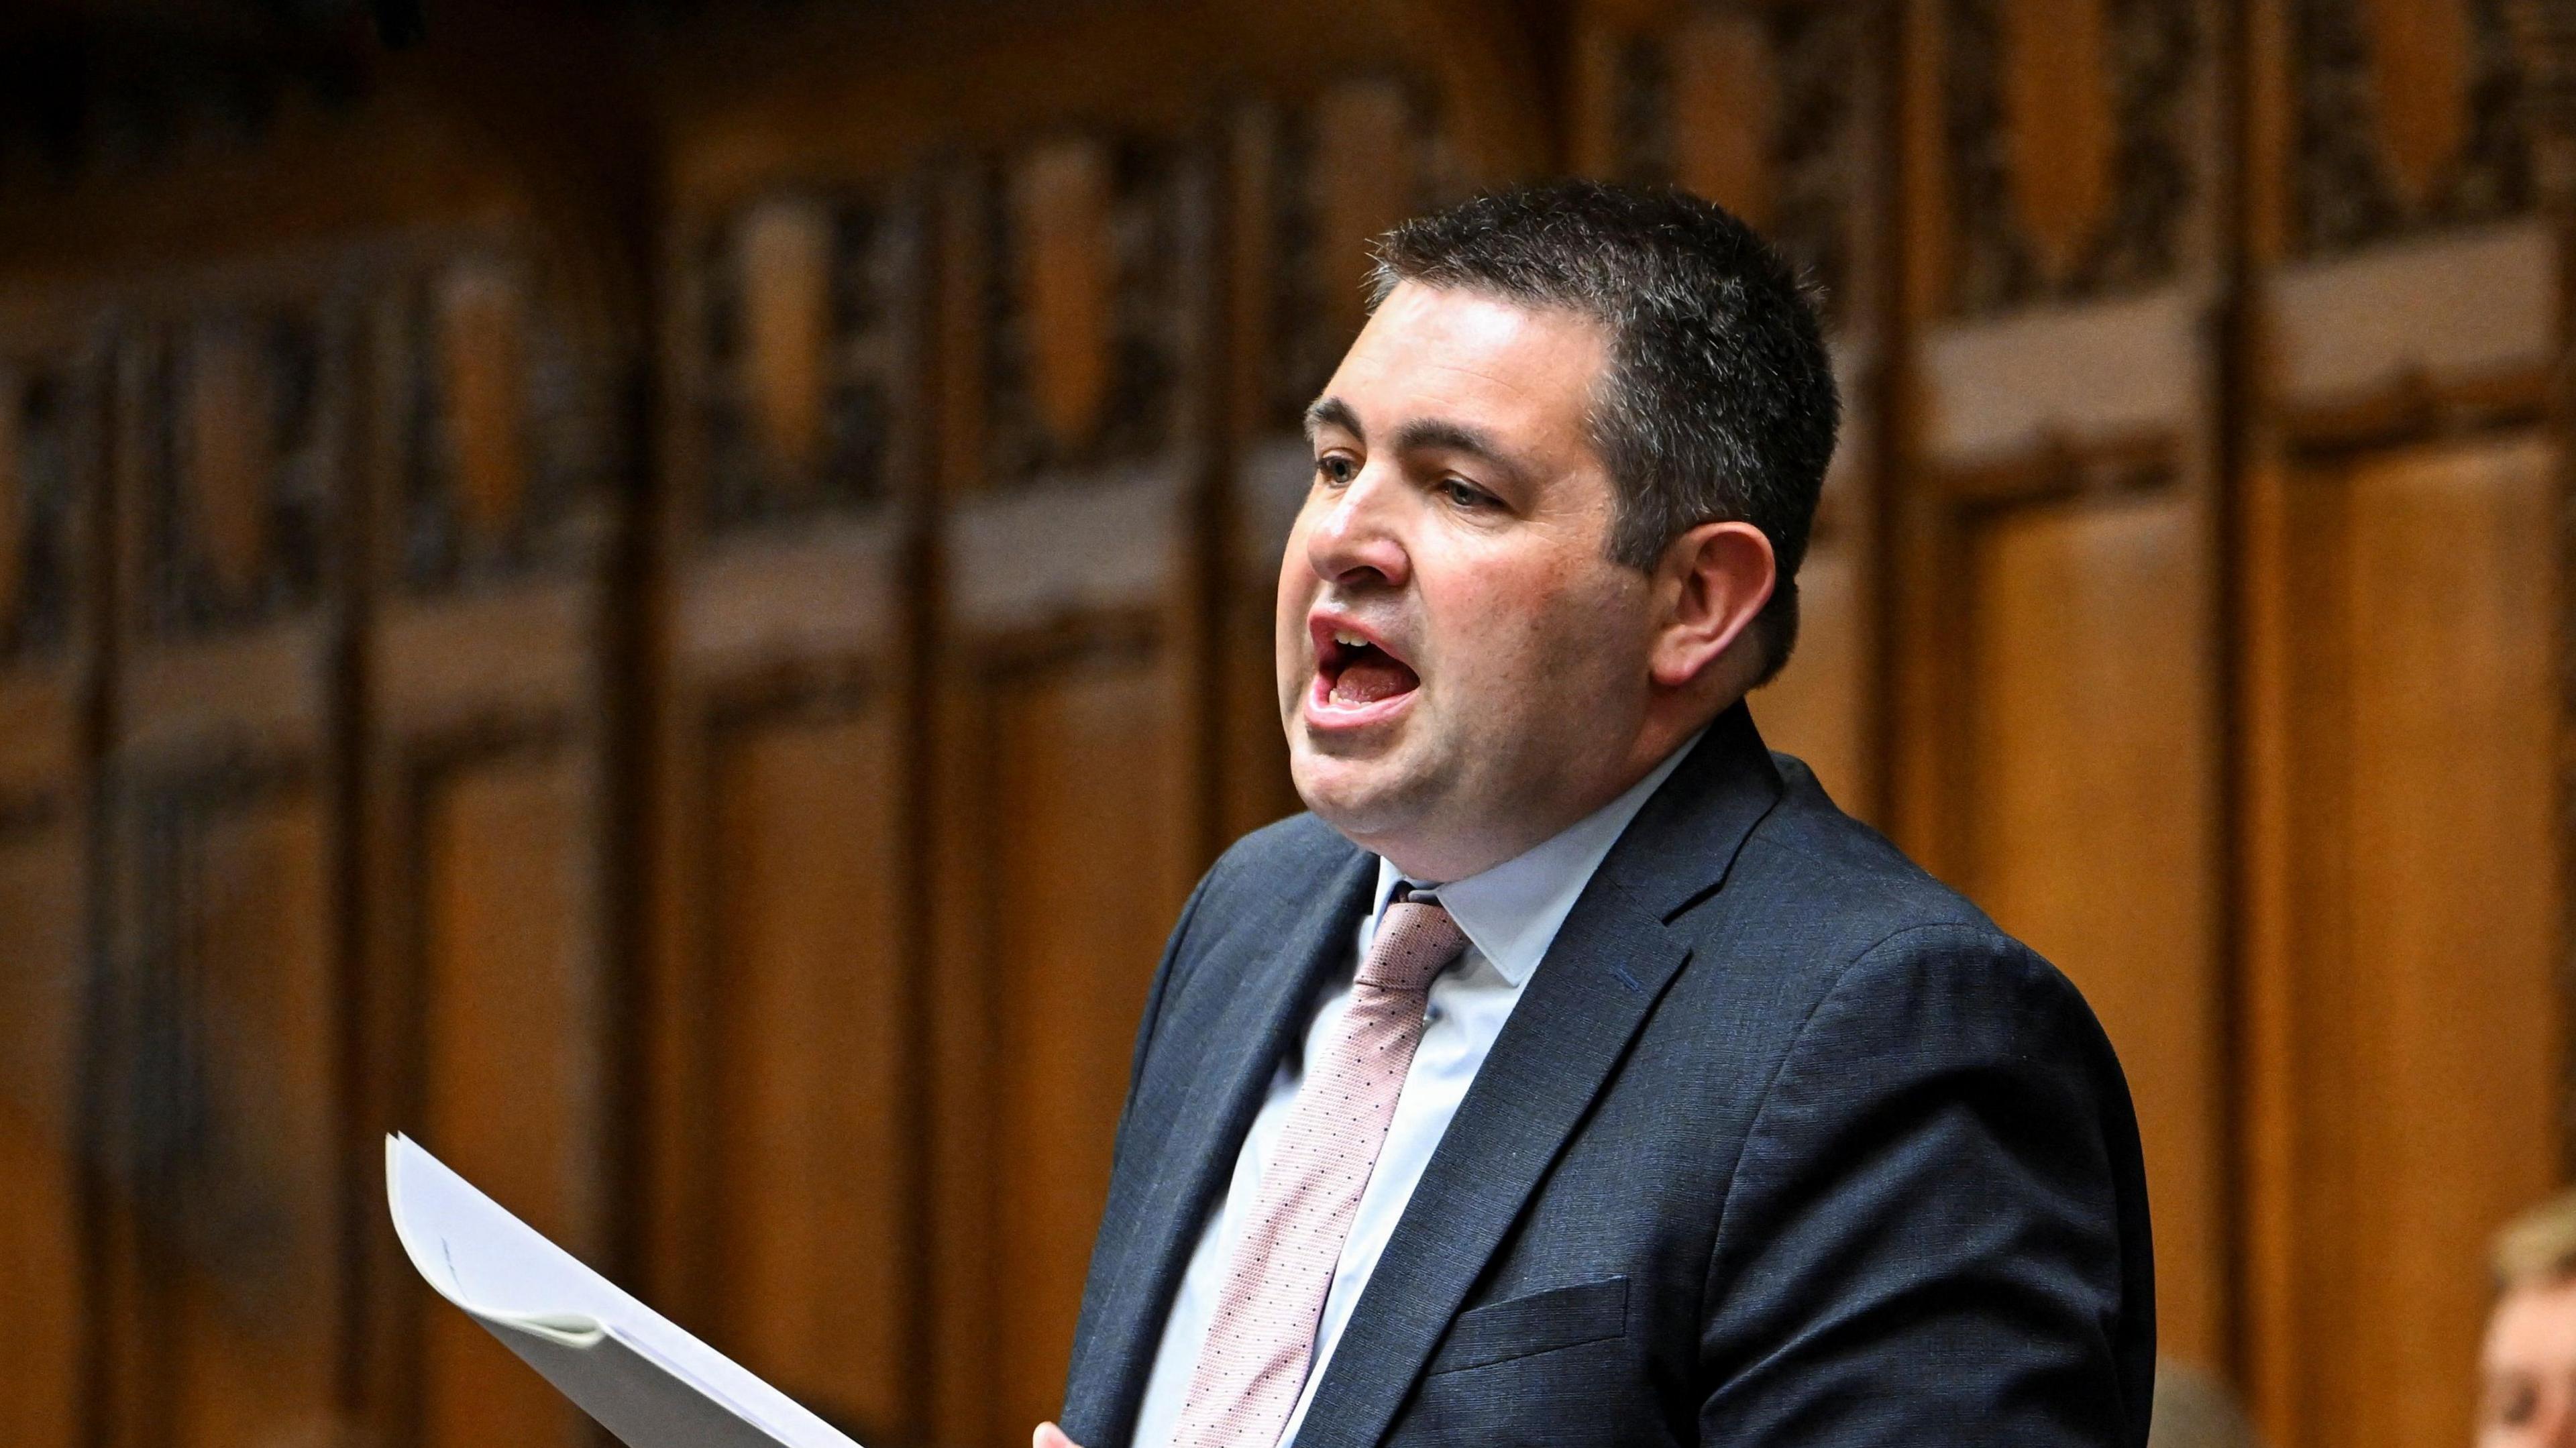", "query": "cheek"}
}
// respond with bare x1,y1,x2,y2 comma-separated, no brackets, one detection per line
1275,528,1320,642
1431,552,1643,702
